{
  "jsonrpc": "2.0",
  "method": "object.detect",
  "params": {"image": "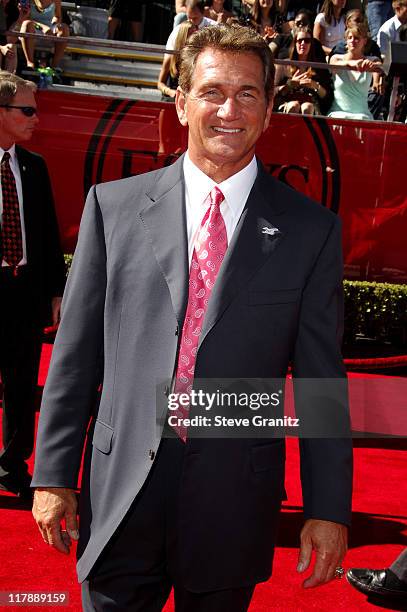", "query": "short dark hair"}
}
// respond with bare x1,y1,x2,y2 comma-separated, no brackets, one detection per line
178,24,275,102
185,0,205,12
0,71,36,106
294,9,314,25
